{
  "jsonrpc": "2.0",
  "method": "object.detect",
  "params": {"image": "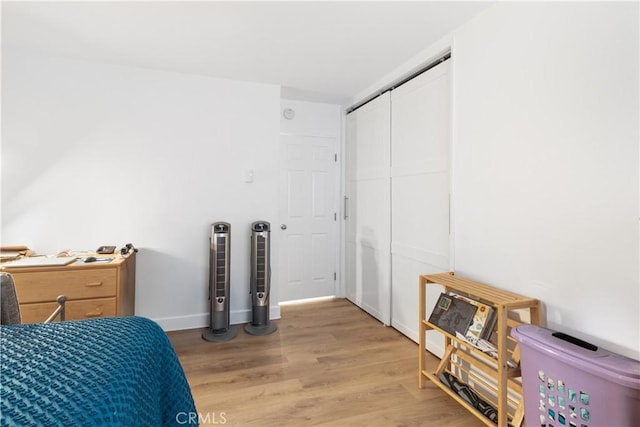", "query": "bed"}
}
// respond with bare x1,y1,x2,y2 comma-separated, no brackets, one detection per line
1,316,197,426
